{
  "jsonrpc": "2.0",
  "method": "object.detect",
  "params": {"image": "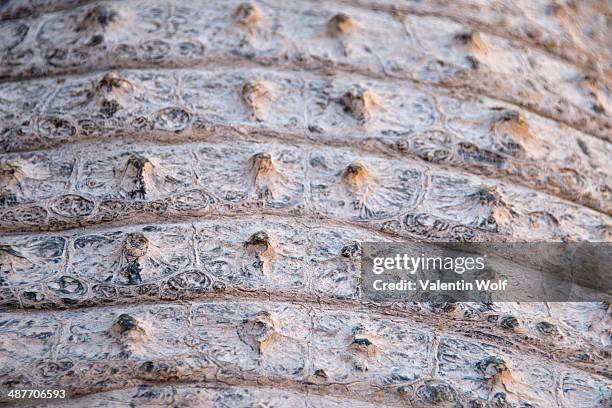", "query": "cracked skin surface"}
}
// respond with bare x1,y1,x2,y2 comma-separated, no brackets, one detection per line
0,0,610,407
